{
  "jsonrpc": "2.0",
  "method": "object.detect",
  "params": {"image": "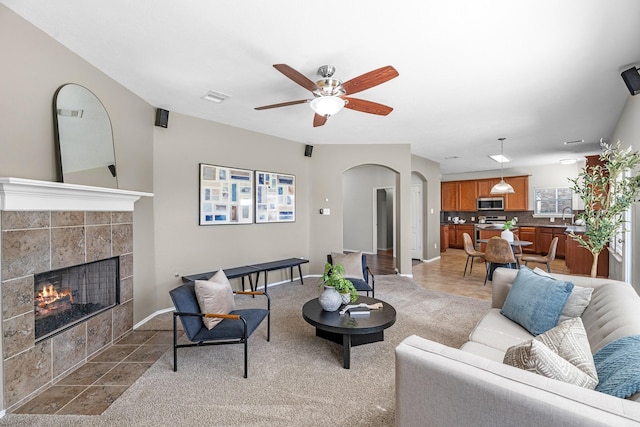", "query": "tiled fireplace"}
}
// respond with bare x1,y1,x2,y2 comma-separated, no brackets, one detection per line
0,178,150,411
